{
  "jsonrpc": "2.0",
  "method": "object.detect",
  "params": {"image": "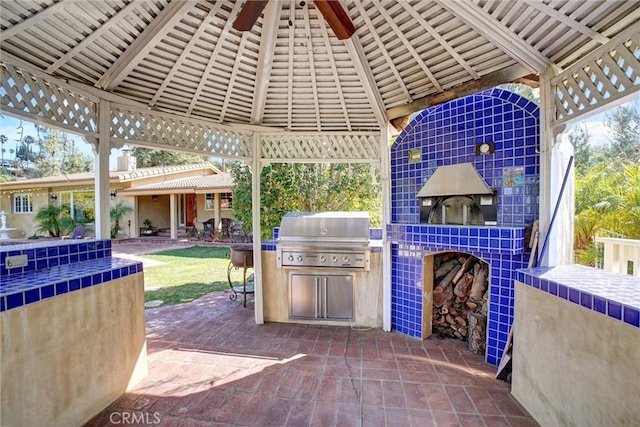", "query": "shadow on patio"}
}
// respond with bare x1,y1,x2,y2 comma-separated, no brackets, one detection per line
85,291,537,427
